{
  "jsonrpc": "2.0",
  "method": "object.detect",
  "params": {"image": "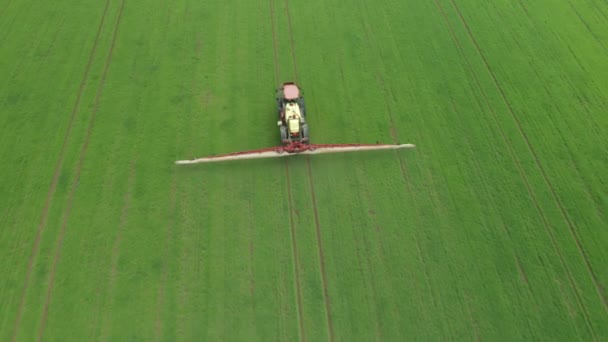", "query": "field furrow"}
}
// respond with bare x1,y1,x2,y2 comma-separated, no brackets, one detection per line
284,161,305,341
